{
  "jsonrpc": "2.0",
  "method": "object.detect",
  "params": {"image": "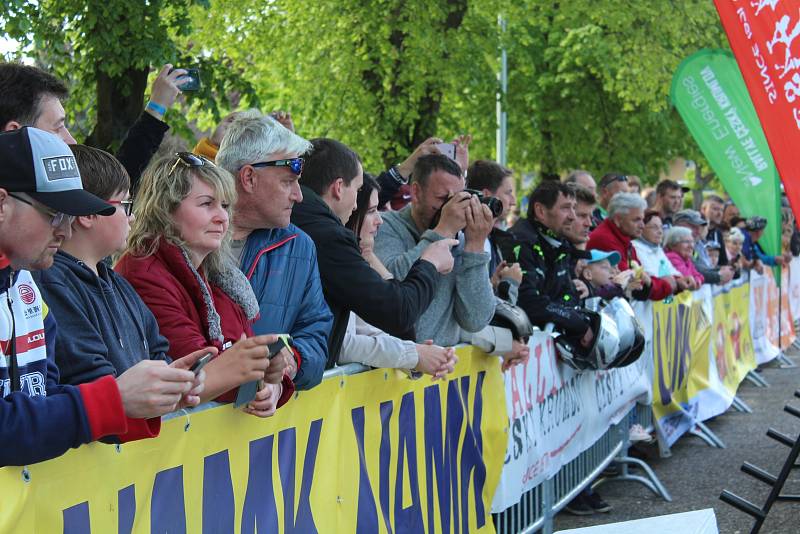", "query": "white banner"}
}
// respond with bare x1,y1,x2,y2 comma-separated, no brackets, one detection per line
491,331,650,513
749,270,781,364
790,257,800,323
